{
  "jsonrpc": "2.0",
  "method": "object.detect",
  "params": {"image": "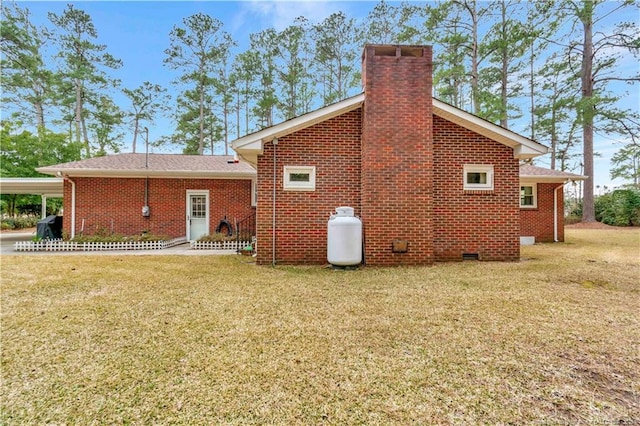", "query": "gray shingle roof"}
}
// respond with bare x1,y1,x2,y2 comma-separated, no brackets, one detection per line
519,164,586,181
37,153,256,179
